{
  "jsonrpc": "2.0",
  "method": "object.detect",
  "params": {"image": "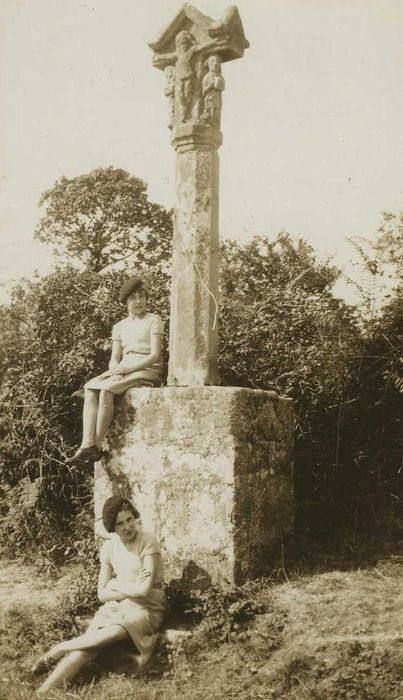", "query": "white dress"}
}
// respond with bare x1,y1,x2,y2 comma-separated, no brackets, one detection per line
88,531,166,649
85,312,164,394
